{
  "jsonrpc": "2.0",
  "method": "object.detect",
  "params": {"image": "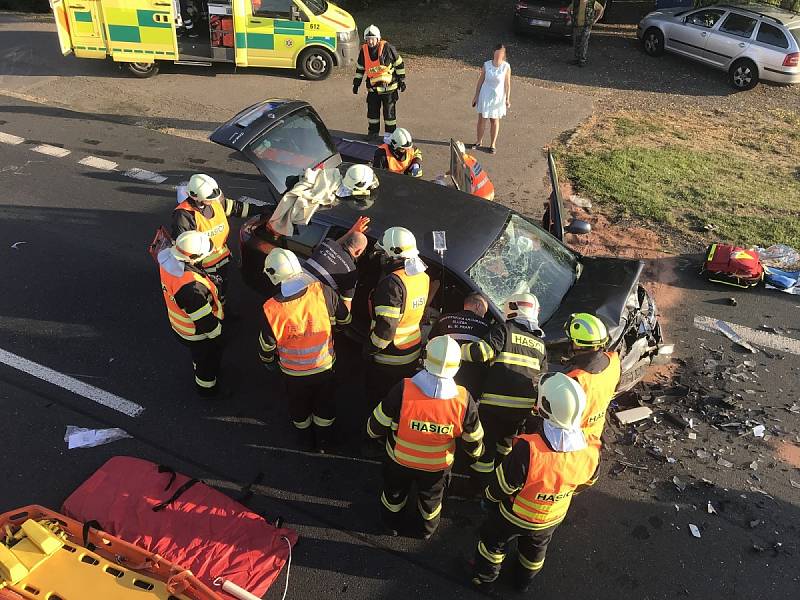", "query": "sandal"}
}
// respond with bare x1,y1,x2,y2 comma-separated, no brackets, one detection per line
488,147,497,155
470,143,481,150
